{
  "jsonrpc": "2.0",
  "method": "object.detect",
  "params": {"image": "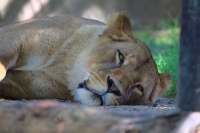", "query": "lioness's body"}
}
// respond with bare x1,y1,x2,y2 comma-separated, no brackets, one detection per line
0,15,106,100
0,12,172,106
